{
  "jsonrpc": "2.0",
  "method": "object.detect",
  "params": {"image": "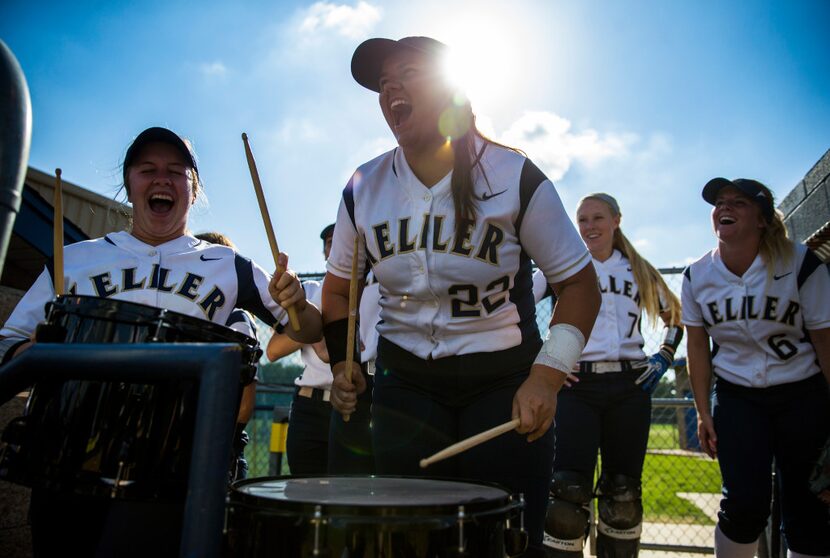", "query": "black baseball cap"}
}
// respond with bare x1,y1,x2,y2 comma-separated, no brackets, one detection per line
351,36,448,92
320,223,335,240
702,177,774,222
122,127,198,183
